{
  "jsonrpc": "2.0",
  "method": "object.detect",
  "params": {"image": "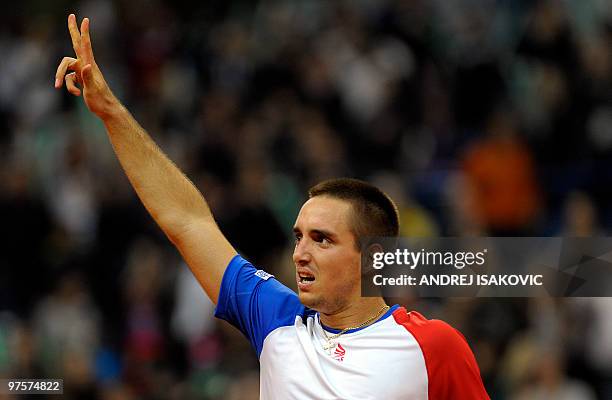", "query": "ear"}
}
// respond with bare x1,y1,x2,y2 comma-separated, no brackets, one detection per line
361,242,384,275
367,243,384,260
360,242,386,298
